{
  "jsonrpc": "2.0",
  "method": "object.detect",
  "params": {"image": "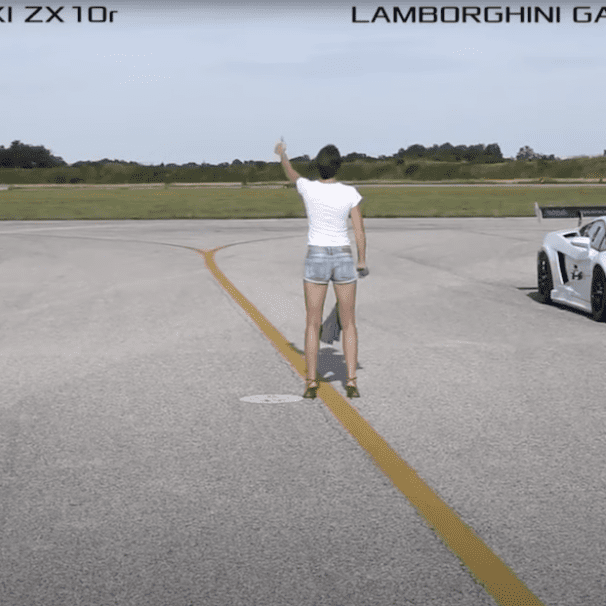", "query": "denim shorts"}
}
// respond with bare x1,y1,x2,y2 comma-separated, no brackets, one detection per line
304,246,357,285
